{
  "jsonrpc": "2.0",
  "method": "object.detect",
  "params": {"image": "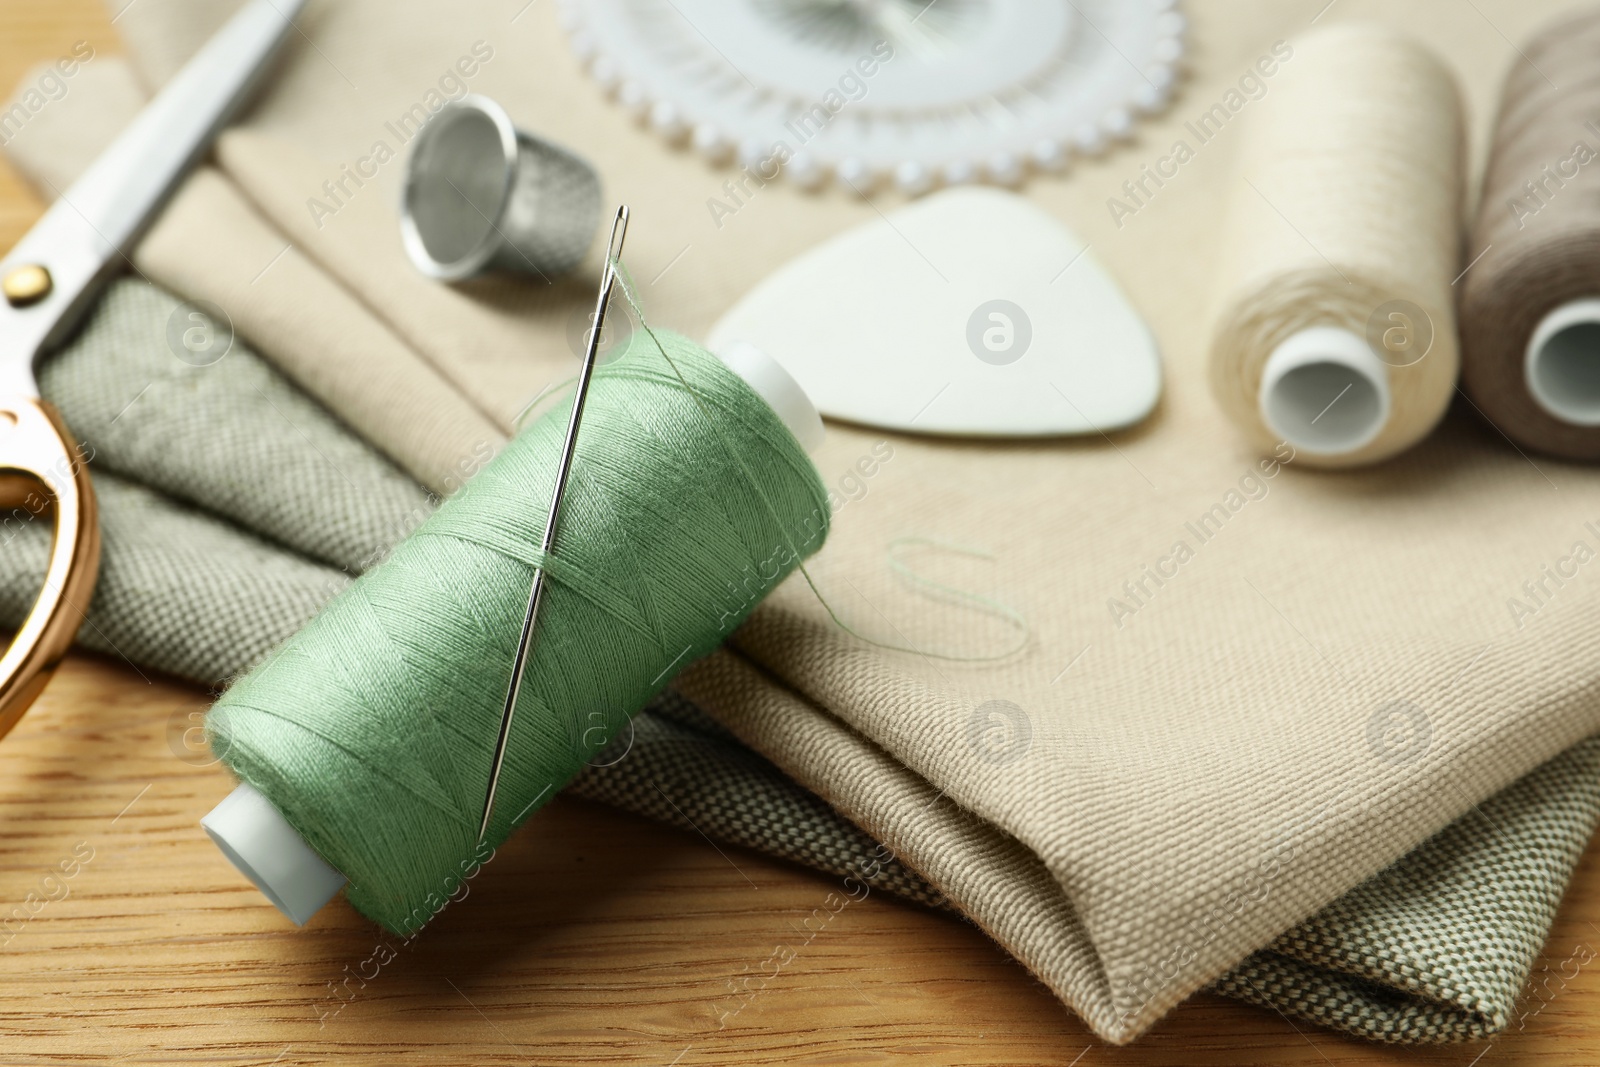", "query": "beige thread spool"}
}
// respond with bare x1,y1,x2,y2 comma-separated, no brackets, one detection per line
1208,23,1464,468
1460,7,1600,460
